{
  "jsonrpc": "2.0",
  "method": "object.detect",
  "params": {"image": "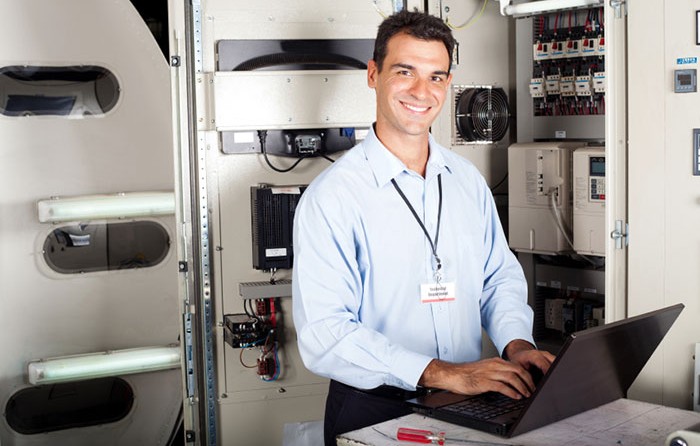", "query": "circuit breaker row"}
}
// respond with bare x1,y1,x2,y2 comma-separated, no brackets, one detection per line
530,71,605,98
533,35,604,61
530,8,605,116
545,297,604,334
